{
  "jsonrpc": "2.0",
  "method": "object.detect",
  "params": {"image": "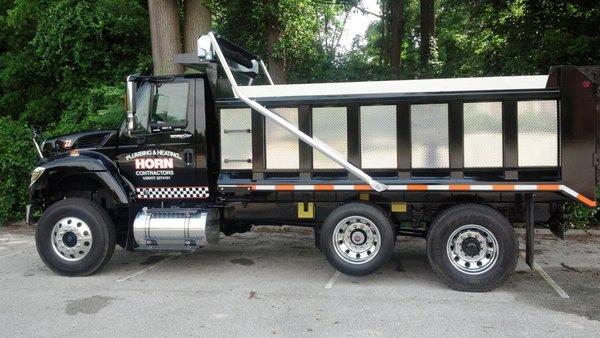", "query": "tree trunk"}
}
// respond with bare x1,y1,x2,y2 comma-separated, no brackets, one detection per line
183,0,212,53
389,0,405,79
265,2,286,84
148,0,183,75
419,0,435,77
